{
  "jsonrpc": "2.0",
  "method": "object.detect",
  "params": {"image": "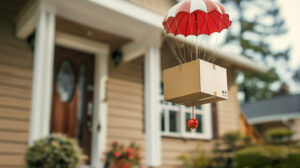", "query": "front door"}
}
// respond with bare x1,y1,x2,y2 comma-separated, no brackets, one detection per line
51,46,95,163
